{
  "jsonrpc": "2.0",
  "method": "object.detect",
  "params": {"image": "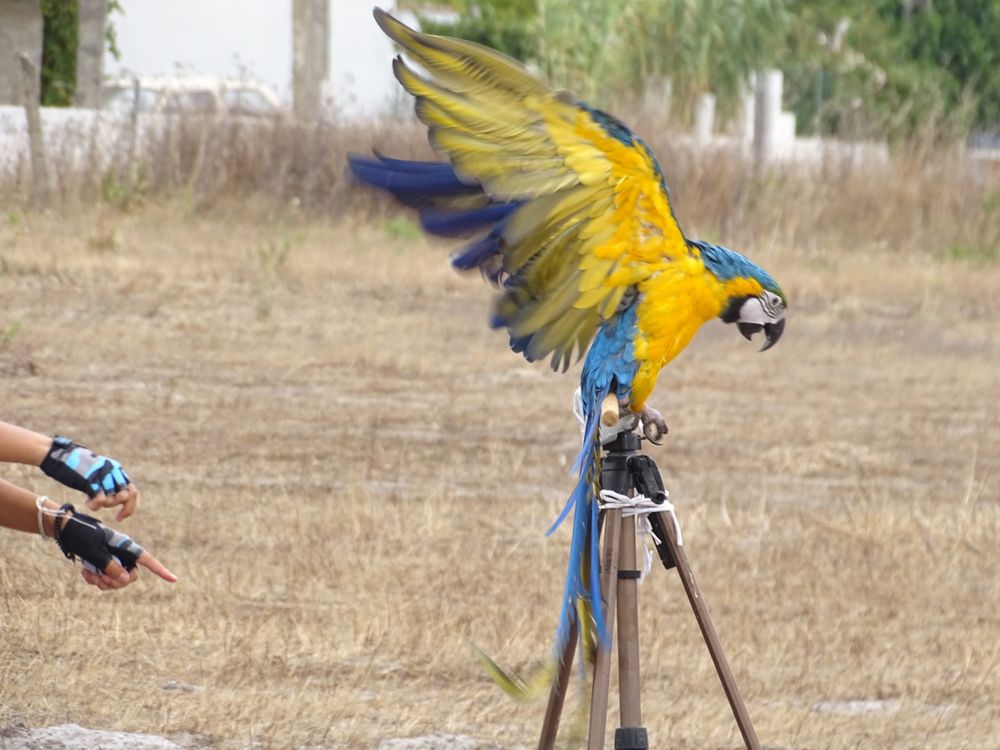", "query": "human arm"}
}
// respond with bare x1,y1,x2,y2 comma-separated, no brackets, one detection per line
0,476,176,590
0,420,140,521
0,420,52,465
